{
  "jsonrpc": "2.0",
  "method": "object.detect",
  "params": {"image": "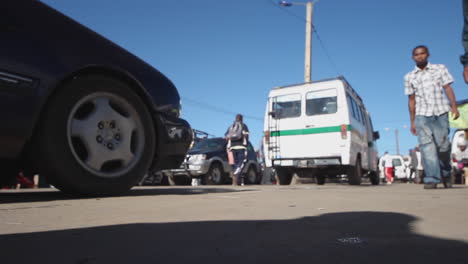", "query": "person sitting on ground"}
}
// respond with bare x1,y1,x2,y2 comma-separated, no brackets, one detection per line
453,137,468,184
